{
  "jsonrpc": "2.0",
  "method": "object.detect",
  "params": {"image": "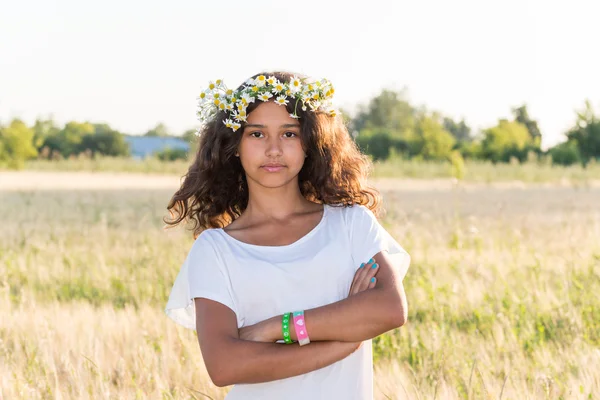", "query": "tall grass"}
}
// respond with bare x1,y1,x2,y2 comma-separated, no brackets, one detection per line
1,182,599,398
